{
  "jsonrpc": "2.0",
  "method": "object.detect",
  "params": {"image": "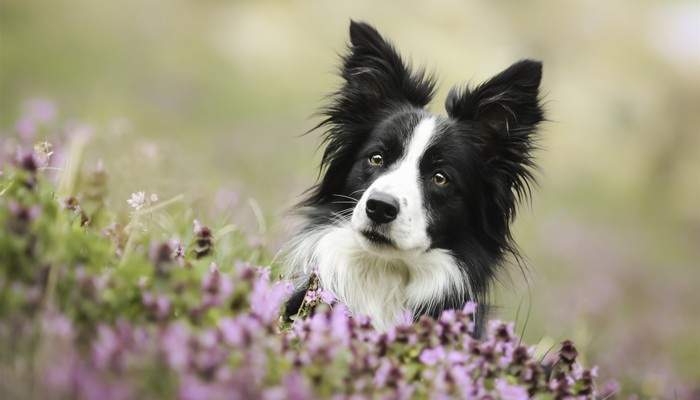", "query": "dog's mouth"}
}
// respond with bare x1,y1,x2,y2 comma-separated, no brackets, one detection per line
360,230,394,247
